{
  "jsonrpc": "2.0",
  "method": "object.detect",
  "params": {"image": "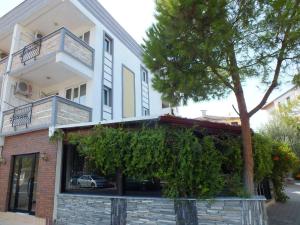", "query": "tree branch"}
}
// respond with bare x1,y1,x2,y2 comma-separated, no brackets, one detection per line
210,67,235,90
248,0,299,117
